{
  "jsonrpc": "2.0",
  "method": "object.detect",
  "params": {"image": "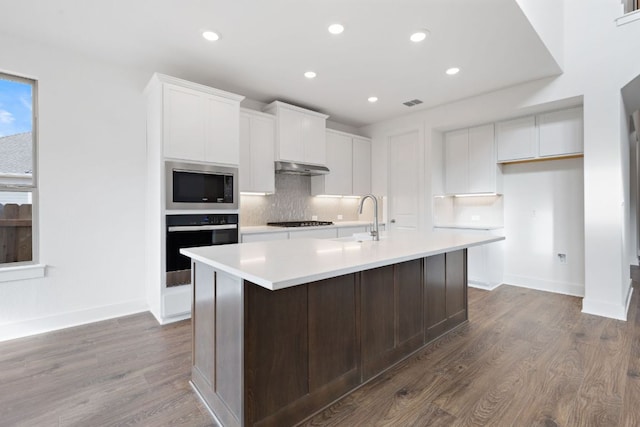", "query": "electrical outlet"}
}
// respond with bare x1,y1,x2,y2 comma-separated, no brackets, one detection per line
557,253,567,264
337,214,343,220
311,215,318,220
